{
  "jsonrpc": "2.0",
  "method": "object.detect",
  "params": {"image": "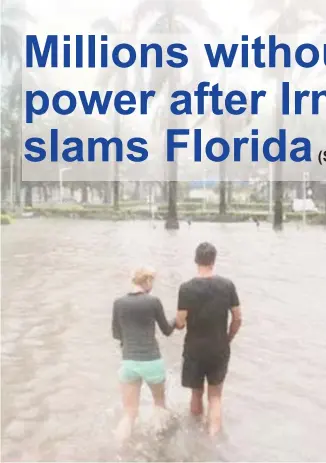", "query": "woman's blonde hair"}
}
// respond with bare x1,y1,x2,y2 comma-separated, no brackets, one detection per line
132,266,156,286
